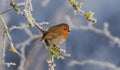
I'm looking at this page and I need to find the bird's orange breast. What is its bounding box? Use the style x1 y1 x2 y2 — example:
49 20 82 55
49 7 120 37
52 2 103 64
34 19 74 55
60 29 68 39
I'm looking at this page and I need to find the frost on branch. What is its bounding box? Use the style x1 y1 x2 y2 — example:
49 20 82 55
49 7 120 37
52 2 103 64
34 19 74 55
65 15 120 47
10 0 35 27
0 15 23 67
44 40 70 70
68 0 97 23
68 60 120 70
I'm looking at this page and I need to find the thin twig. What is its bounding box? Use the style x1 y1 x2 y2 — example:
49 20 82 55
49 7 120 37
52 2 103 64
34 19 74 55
0 15 24 61
0 8 13 15
0 15 17 67
44 40 56 70
66 15 120 47
33 22 46 34
69 60 120 70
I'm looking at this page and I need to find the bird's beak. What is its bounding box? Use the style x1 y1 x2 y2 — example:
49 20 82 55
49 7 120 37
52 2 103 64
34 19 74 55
68 29 70 32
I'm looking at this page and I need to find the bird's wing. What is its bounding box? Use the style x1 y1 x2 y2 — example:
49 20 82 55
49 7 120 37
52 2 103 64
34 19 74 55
42 30 61 40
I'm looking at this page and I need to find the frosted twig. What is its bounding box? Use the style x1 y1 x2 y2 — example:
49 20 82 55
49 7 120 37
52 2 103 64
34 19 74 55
10 0 35 27
0 15 23 67
17 2 25 7
39 21 49 25
47 56 56 70
0 15 7 68
2 24 6 63
15 26 40 70
2 62 16 67
66 15 120 47
44 40 56 70
9 22 48 32
9 24 29 31
0 8 13 15
68 0 96 23
22 24 33 38
78 23 120 46
17 34 40 70
44 39 70 70
0 16 14 49
16 34 40 70
0 36 16 68
0 60 15 68
69 59 120 70
23 0 35 27
0 15 24 60
16 34 40 48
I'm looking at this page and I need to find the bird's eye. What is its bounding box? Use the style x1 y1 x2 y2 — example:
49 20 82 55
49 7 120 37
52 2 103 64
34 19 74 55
64 28 66 30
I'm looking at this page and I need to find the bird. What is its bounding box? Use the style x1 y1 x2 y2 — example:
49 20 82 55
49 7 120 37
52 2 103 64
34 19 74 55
35 23 70 46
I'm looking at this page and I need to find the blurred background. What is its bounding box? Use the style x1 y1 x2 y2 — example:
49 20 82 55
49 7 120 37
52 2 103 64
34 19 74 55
0 0 120 70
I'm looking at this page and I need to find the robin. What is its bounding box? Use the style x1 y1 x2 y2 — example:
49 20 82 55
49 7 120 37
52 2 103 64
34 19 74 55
34 23 70 46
